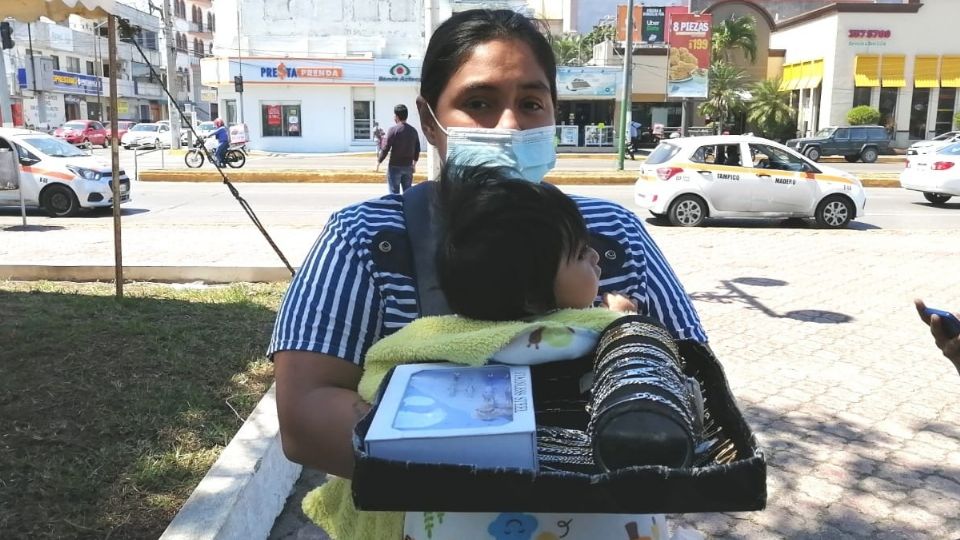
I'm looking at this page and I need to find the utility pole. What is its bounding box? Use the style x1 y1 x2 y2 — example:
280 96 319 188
27 23 47 127
162 0 181 148
0 22 14 128
616 0 635 171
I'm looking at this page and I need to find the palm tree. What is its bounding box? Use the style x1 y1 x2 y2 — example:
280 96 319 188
747 77 797 140
548 33 585 66
712 15 758 65
699 61 748 134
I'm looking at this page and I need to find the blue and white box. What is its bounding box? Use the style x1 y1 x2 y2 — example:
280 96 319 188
365 363 538 471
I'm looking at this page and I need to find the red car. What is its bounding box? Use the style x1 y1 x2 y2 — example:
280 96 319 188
54 120 108 148
105 120 137 144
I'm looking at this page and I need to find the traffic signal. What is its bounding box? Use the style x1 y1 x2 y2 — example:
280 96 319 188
234 75 243 93
0 22 14 50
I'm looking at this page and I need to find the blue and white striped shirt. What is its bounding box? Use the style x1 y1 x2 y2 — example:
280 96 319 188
268 193 708 364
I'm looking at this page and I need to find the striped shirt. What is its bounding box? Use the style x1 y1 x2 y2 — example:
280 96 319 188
268 192 708 365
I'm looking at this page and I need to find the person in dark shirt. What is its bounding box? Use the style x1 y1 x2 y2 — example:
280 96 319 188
377 104 421 194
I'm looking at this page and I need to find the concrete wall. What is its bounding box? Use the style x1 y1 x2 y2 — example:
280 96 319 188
706 1 775 84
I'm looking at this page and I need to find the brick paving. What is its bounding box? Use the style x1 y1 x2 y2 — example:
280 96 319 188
4 220 958 538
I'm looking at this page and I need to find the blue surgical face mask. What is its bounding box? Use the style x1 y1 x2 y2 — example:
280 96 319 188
426 104 557 183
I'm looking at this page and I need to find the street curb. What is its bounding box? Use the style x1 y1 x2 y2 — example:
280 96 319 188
137 169 902 187
159 383 302 540
0 265 293 283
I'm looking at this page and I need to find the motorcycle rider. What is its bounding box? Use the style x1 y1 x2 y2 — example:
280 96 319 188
207 118 229 167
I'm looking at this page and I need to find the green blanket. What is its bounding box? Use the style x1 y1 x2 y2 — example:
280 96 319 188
302 308 622 540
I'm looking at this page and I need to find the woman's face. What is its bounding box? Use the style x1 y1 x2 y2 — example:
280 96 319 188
420 38 555 156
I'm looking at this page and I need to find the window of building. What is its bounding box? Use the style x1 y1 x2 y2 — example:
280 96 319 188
853 87 872 108
935 88 958 136
50 55 60 70
224 100 237 125
102 62 110 78
908 88 931 140
86 60 95 75
352 100 374 140
66 56 81 73
878 88 898 133
261 102 301 137
207 12 216 31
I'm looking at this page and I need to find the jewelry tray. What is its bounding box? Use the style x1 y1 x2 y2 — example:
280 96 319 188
351 333 767 514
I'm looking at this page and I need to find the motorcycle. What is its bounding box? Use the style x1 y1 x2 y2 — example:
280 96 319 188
184 137 246 169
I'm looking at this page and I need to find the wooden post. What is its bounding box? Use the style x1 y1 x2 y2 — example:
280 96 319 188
108 15 124 298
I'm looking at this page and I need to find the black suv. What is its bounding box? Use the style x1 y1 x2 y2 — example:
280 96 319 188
786 125 890 163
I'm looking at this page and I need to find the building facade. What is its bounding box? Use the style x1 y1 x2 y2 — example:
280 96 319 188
6 13 166 128
203 0 429 152
771 0 959 145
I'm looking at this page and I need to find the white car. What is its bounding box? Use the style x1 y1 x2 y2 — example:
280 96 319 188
120 122 173 149
906 131 960 156
0 127 131 217
900 142 960 205
634 135 867 228
180 121 217 146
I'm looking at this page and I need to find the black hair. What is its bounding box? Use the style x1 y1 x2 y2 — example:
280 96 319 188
394 104 409 121
420 9 558 110
436 164 589 321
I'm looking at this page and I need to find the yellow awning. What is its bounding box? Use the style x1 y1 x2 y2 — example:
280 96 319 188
854 55 880 87
913 56 940 88
797 60 824 89
779 63 799 91
881 55 906 87
942 56 960 88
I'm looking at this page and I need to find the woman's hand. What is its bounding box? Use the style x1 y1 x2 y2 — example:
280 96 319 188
603 293 638 313
914 299 960 376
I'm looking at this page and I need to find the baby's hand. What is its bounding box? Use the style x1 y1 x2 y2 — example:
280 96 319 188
603 293 638 313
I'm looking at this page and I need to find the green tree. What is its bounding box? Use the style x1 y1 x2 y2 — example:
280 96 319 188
847 105 881 125
954 111 960 129
699 61 748 134
547 32 585 66
712 15 758 64
747 77 797 140
582 23 615 51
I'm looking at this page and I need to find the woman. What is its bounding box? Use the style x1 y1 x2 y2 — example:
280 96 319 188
270 9 707 538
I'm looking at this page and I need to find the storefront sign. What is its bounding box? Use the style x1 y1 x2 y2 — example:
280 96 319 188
200 87 218 102
847 28 892 47
641 7 666 45
666 13 712 99
260 62 343 80
374 58 422 84
557 67 619 98
117 101 129 114
51 70 102 96
266 105 282 126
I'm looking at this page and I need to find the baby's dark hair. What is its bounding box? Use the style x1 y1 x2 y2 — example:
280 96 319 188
436 164 589 321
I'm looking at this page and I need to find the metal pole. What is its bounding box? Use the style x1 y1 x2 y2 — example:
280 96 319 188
162 0 182 148
27 23 47 127
236 0 244 123
18 179 26 227
95 26 104 121
108 15 124 299
0 46 14 128
616 0 635 171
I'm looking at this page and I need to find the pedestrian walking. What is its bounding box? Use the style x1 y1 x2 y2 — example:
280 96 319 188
376 105 420 194
372 121 385 150
628 119 642 159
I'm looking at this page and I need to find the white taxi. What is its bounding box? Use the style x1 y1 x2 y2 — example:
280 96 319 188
634 135 866 228
0 128 131 217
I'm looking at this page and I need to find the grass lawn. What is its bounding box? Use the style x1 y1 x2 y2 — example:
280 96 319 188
0 281 287 539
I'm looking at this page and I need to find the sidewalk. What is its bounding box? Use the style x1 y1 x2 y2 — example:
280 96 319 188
4 223 959 539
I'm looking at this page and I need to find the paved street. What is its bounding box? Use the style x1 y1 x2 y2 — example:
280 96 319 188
2 183 958 235
83 146 907 176
3 183 959 538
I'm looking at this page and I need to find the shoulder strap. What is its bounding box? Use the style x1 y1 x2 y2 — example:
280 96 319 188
402 181 453 316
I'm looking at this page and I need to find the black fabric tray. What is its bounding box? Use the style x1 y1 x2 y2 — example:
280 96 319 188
351 339 766 514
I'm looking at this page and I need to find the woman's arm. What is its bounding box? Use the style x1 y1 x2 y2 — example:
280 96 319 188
274 351 369 478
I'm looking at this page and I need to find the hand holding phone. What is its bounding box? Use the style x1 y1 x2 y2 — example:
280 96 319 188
923 307 960 339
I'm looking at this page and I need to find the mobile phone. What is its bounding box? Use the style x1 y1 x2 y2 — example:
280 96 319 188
924 307 960 338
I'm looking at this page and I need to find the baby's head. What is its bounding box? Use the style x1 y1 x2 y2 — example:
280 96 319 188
437 164 601 321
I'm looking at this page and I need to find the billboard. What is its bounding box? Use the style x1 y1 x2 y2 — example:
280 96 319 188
640 7 666 45
666 13 712 98
615 5 642 42
557 67 619 98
